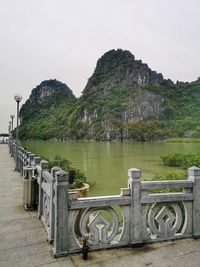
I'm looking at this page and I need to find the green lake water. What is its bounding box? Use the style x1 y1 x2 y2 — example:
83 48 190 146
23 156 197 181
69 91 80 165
21 140 200 196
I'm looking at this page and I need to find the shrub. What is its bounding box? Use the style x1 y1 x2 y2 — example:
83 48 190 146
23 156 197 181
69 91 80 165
48 155 88 188
161 152 200 169
49 155 70 170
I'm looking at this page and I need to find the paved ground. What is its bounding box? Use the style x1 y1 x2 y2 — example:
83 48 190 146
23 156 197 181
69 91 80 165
1 144 200 267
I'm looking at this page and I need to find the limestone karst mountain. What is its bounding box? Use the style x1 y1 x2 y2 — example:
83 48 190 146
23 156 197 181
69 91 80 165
19 49 200 141
20 79 75 121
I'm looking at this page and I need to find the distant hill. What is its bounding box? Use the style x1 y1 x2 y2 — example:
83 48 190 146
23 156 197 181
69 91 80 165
19 79 76 139
19 49 200 141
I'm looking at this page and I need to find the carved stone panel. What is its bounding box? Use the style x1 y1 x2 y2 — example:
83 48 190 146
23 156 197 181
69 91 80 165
79 207 122 246
145 202 188 240
43 192 50 227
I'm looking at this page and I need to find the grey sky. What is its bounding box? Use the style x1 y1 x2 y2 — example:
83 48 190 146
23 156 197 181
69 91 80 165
0 0 200 133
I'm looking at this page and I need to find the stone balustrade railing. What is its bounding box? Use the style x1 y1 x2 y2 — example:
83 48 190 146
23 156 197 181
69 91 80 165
9 139 200 257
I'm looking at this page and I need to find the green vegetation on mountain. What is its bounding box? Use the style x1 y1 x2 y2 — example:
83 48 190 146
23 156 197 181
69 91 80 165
19 80 76 140
18 49 200 141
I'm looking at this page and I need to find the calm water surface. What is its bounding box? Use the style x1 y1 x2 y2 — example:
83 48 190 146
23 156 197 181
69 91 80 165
22 141 200 196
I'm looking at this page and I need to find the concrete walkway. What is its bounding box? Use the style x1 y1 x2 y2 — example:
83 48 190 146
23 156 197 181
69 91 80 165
1 144 200 267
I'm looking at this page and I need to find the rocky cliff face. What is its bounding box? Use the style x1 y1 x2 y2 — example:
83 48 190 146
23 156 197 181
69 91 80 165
29 79 74 103
124 90 164 121
83 49 164 95
80 49 167 125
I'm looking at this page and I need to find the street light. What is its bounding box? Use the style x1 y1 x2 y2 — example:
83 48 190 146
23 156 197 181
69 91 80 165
10 114 15 138
8 121 11 143
14 94 22 171
9 120 11 134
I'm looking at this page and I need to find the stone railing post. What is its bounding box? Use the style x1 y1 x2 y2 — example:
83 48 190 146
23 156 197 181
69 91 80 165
34 157 41 166
19 147 22 174
188 166 200 238
13 141 16 160
25 151 31 166
17 146 20 171
38 160 49 218
48 166 62 243
34 157 41 207
29 153 35 167
53 170 69 257
51 166 62 178
14 141 18 169
128 168 143 246
9 139 11 154
19 147 25 175
10 138 14 157
10 139 14 157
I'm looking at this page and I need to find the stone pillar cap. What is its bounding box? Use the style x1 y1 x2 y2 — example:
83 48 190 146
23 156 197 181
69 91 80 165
56 170 69 182
40 160 49 170
188 166 200 177
128 168 141 179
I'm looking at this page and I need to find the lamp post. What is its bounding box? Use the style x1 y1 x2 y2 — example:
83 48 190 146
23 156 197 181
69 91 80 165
8 121 11 140
14 94 22 171
10 114 15 138
7 121 11 142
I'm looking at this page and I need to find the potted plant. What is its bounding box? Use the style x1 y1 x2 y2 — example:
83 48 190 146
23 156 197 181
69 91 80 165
49 155 90 197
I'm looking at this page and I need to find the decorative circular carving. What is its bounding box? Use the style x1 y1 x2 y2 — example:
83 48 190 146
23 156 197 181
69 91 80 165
147 202 186 238
79 207 119 245
43 193 50 227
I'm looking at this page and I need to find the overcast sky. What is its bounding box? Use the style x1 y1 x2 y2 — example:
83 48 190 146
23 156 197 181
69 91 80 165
0 0 200 133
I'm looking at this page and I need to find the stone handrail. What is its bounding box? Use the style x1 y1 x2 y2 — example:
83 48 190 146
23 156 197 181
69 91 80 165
9 139 200 258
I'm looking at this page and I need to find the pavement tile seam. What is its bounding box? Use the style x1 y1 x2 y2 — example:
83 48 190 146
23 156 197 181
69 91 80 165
0 216 33 223
33 261 58 267
0 226 44 235
0 218 29 223
0 216 40 224
0 240 48 253
26 240 50 248
0 243 30 253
